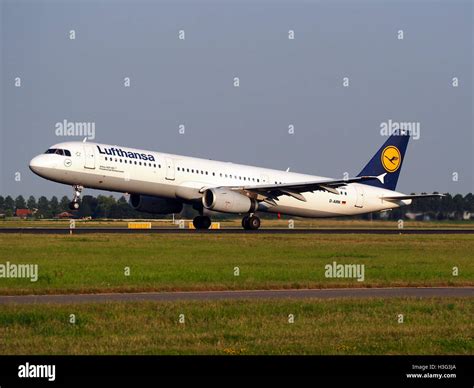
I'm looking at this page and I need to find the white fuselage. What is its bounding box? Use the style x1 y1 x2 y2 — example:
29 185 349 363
29 141 410 217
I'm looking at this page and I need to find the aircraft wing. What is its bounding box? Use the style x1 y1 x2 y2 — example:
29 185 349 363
202 173 386 205
381 193 445 202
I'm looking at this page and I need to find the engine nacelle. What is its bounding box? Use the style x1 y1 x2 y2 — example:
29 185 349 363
129 194 183 214
202 188 258 214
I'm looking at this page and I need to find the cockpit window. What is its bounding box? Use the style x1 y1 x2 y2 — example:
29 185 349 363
45 148 71 156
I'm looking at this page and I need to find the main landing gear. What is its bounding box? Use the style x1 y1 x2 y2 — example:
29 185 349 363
242 214 261 230
193 215 212 230
69 185 83 210
192 214 261 230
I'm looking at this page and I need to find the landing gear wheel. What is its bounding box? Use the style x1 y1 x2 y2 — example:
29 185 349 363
193 215 211 230
242 215 260 230
248 215 261 230
69 202 80 210
69 185 83 211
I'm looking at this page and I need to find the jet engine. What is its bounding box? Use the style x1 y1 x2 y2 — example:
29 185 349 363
202 188 258 214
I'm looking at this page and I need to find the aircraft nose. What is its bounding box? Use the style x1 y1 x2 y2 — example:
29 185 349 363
29 156 42 174
29 155 52 175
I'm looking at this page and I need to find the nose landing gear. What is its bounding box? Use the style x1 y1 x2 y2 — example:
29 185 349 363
242 214 261 230
69 185 83 210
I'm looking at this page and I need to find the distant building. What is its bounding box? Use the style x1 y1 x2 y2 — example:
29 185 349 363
405 212 423 221
56 212 75 219
15 209 32 218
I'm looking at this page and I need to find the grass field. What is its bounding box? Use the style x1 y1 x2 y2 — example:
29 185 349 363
0 298 471 355
0 232 472 355
0 233 472 295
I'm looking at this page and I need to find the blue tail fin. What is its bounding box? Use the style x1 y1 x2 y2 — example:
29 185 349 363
357 133 410 191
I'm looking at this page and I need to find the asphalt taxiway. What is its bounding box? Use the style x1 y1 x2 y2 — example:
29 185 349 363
0 287 472 304
0 228 473 234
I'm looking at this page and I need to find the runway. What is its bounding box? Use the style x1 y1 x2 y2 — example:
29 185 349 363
0 228 473 234
0 287 472 304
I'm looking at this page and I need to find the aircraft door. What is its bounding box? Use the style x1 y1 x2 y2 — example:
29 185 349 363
83 144 96 169
354 185 365 208
165 158 175 180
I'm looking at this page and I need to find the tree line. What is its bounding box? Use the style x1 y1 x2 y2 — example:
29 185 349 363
0 195 159 219
0 193 473 220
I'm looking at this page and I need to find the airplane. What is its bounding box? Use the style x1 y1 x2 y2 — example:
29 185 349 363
29 132 442 230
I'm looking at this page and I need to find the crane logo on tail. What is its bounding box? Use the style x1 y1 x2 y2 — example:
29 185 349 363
381 146 401 172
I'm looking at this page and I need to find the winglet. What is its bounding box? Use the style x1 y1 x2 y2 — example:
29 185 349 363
377 173 387 184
